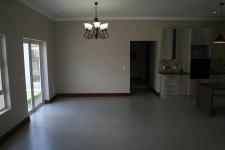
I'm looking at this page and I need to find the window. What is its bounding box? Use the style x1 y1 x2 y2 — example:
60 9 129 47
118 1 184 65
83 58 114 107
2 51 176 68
0 34 10 114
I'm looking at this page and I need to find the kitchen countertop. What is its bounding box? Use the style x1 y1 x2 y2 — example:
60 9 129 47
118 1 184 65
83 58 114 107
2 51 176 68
210 73 225 75
159 72 225 75
159 72 189 75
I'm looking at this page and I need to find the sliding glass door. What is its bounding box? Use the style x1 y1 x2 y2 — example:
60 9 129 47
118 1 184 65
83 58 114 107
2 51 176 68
23 40 43 112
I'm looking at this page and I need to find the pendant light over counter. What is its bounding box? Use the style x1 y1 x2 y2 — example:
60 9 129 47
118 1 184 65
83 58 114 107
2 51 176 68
213 2 225 44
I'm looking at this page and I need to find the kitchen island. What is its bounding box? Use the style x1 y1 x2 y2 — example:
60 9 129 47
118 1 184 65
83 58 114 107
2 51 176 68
196 83 225 115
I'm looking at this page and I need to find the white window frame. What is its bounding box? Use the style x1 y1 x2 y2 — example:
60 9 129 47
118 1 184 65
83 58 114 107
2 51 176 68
0 33 11 114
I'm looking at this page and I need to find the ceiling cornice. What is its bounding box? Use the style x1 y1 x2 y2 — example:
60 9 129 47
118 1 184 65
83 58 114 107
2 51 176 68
18 0 54 20
55 17 219 22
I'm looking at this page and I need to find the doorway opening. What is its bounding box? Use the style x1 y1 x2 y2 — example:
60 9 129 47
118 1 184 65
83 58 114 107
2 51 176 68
130 41 155 94
23 39 44 112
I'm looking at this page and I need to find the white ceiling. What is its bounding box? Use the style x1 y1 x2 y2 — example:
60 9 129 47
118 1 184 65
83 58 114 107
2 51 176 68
17 0 223 21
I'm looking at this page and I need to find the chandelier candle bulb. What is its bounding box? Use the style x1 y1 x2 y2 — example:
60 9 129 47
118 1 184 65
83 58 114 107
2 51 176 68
84 23 93 30
93 22 101 28
100 23 109 30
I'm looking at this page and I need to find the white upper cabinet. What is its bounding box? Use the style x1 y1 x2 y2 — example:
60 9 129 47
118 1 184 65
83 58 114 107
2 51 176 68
176 28 192 61
162 28 213 59
161 28 192 60
191 28 213 45
161 29 173 60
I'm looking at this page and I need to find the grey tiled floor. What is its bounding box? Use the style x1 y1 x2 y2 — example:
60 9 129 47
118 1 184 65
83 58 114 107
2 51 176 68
1 90 225 150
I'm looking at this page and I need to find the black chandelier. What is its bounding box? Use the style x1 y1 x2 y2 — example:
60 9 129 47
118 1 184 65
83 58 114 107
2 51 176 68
84 2 109 39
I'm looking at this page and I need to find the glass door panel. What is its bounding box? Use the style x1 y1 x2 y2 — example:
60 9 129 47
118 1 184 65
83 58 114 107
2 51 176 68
31 44 42 107
23 41 43 112
23 43 33 111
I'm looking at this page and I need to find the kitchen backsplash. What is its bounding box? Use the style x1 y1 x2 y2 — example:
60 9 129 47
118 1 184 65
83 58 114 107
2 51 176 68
159 59 188 73
159 59 225 74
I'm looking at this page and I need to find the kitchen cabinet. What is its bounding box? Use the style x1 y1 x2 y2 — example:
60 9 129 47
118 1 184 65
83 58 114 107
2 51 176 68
161 27 214 60
210 75 225 94
161 28 191 72
161 29 173 60
210 74 225 83
161 28 191 60
191 28 213 45
176 28 191 61
189 79 209 95
160 74 189 98
160 27 219 97
189 75 225 95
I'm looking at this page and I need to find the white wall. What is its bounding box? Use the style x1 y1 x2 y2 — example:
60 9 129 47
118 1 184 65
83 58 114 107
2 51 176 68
55 20 219 94
0 0 56 137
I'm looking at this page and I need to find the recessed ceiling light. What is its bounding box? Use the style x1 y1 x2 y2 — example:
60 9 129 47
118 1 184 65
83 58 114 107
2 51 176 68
212 10 217 14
